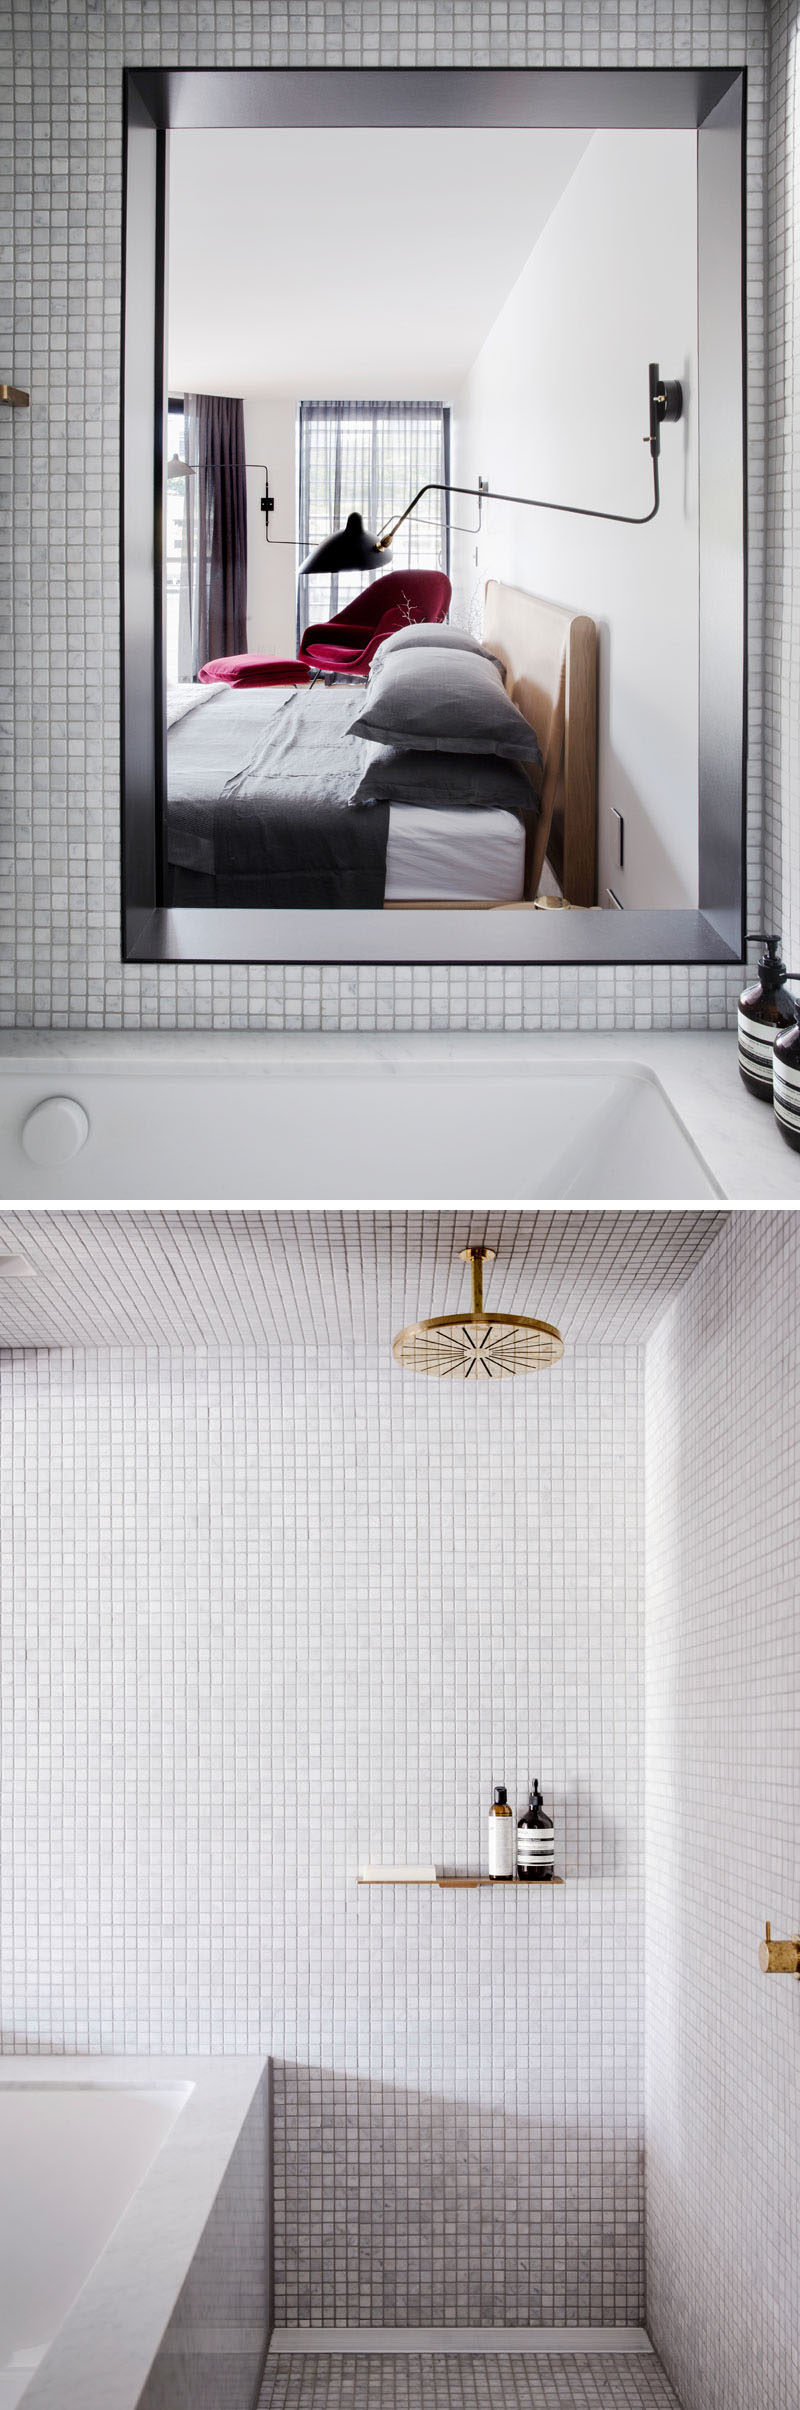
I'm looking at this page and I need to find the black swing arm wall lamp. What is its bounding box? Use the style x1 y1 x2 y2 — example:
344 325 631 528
166 448 277 540
300 363 682 575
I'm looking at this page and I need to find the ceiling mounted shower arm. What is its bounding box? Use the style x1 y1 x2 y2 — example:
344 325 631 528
463 1243 493 1316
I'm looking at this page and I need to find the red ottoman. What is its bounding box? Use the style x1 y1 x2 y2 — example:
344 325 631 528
199 654 311 688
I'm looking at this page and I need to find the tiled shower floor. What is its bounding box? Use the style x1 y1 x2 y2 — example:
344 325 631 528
259 2354 682 2410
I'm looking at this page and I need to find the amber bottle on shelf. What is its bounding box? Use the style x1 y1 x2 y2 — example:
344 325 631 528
488 1785 514 1881
517 1781 554 1881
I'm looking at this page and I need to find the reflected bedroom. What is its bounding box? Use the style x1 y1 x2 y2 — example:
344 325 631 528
162 120 700 921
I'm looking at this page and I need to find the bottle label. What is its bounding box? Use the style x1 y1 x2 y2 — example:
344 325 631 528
517 1832 555 1866
738 1007 778 1091
773 1054 800 1136
488 1817 514 1878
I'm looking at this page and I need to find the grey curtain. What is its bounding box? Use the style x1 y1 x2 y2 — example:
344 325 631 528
297 400 448 645
178 394 248 678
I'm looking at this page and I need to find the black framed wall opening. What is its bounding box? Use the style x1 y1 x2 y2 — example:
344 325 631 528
121 67 747 968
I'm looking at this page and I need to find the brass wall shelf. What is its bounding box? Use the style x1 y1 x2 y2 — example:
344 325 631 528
357 1875 564 1889
438 1876 564 1889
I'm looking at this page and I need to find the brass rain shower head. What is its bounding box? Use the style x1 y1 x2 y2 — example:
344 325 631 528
392 1245 564 1381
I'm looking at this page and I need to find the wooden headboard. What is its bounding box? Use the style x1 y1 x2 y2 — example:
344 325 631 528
482 579 597 906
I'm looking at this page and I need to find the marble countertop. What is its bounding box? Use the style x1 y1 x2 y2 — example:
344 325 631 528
0 1027 797 1202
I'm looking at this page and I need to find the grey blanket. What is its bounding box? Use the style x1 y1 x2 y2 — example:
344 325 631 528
166 684 390 908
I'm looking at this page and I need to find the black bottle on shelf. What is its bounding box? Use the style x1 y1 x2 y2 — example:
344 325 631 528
738 935 796 1100
517 1781 554 1881
772 990 800 1151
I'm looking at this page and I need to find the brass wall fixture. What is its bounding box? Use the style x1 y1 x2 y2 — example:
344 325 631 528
758 1922 800 1976
392 1244 564 1380
1 384 30 408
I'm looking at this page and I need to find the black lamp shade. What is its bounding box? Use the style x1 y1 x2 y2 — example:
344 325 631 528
300 511 391 576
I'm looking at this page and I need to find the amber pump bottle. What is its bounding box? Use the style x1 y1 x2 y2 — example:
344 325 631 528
738 936 796 1099
517 1781 555 1881
772 989 800 1151
488 1785 514 1881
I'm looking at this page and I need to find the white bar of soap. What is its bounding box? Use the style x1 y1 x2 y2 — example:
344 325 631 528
360 1864 437 1883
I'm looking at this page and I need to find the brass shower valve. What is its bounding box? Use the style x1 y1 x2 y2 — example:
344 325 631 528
759 1922 800 1976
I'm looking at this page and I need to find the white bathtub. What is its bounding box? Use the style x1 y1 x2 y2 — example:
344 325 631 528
0 2083 190 2410
1 1028 798 1202
0 2059 270 2410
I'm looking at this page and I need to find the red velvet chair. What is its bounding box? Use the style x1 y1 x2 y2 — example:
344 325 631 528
298 568 451 677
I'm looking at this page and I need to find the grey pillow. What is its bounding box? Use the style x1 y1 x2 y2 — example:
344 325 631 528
349 743 535 812
349 647 542 764
371 622 507 682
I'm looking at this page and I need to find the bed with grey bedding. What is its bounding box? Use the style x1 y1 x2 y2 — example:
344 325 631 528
165 663 540 908
166 684 391 909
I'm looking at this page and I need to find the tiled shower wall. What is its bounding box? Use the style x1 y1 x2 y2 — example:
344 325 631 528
0 0 773 1035
644 1210 800 2410
766 0 800 954
0 1340 644 2325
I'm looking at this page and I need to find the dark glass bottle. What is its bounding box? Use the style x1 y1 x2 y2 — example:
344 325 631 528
517 1781 554 1881
772 992 800 1151
738 935 795 1100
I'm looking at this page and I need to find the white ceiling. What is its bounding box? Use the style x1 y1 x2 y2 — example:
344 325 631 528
166 127 591 397
0 1211 724 1355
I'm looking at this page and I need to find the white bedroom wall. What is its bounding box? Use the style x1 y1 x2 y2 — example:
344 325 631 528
449 131 699 912
243 398 298 659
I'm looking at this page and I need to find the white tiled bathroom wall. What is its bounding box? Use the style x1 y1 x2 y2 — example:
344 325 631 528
0 0 773 1033
644 1208 800 2410
1 1208 796 2376
0 1338 644 2326
765 0 800 960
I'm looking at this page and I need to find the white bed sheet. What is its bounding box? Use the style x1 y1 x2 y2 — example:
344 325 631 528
168 683 531 901
385 805 526 902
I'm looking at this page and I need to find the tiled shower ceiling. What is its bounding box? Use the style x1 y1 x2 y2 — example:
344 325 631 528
0 1209 725 1353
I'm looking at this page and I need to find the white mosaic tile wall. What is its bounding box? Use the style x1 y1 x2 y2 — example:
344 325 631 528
644 1210 800 2410
0 0 769 1034
0 1337 644 2325
765 0 800 956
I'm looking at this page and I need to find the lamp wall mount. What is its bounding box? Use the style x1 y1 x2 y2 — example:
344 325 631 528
648 363 683 452
1 384 30 408
260 472 275 538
